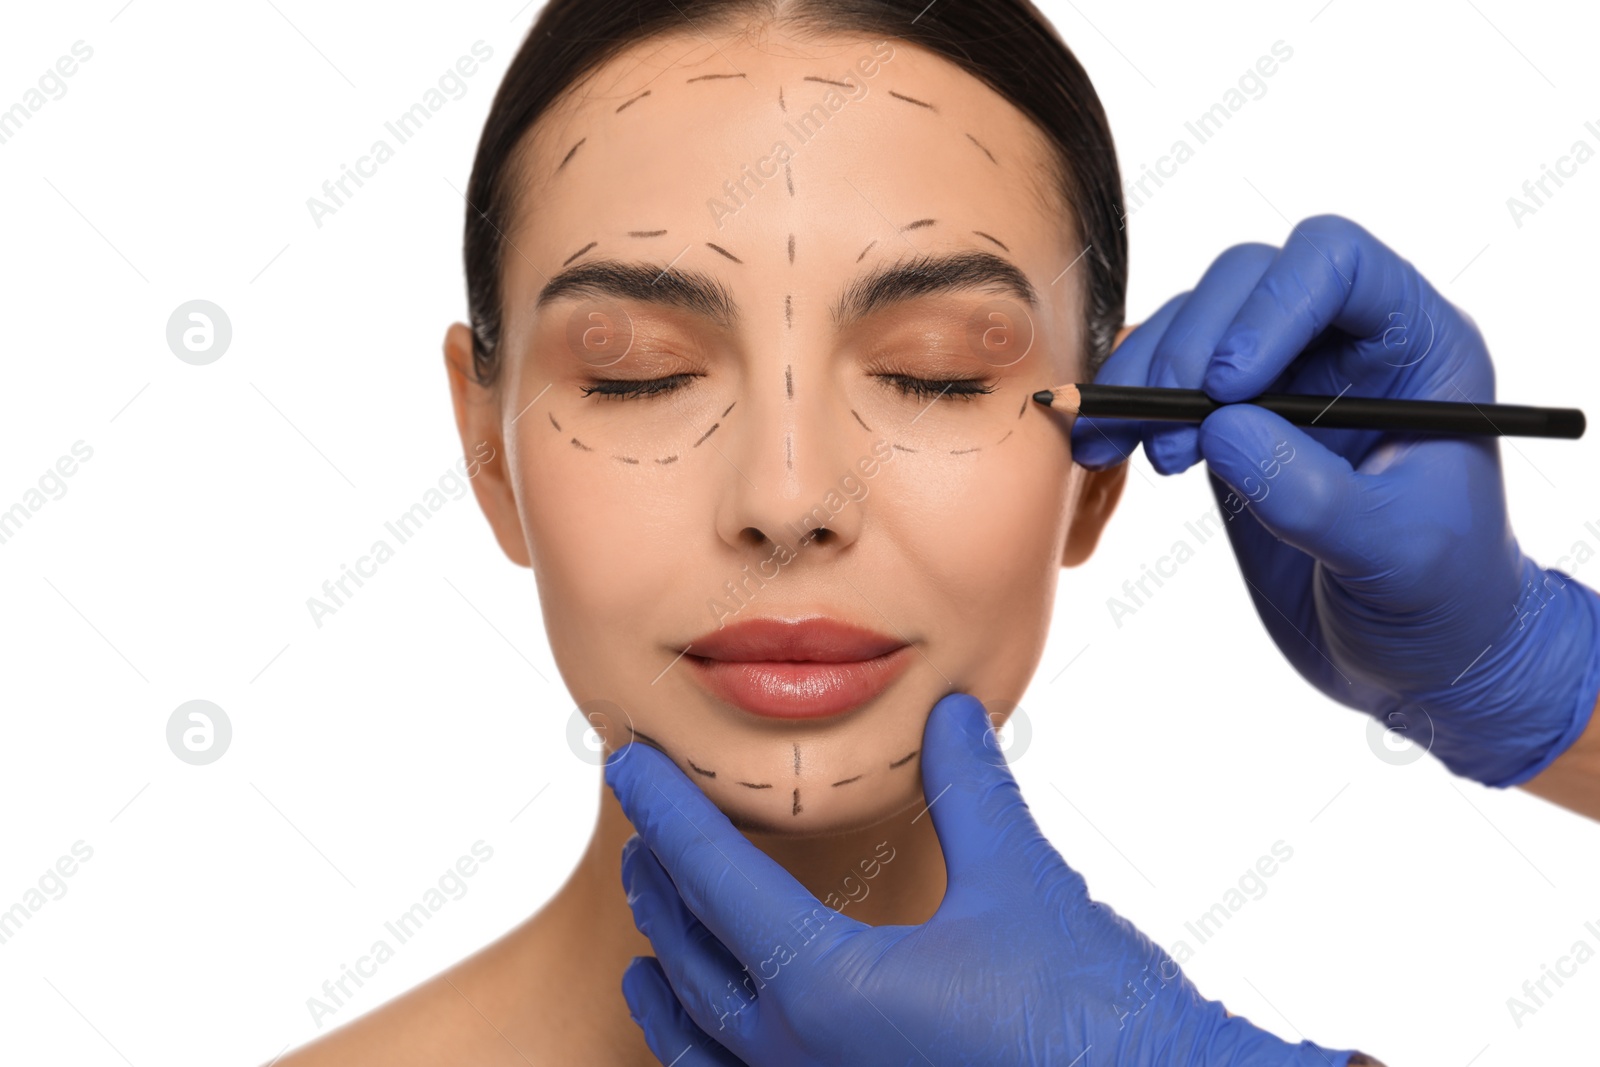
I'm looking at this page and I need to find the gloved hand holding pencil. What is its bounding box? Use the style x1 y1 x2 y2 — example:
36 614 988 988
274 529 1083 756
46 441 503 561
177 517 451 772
1070 214 1600 787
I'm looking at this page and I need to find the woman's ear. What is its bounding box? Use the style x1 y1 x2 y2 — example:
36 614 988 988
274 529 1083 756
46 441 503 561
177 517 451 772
1060 323 1136 568
443 323 532 567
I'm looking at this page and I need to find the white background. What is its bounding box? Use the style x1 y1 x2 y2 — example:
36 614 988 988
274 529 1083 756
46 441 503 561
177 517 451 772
2 1 1598 1063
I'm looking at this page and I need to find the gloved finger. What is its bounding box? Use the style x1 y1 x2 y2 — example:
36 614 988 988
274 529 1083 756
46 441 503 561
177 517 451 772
1197 403 1387 577
621 956 746 1067
606 742 860 981
621 833 756 1040
1142 242 1279 474
1201 214 1474 403
1070 291 1188 470
920 693 1084 914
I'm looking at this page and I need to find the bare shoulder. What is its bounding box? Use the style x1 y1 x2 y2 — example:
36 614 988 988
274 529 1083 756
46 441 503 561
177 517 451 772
272 913 591 1067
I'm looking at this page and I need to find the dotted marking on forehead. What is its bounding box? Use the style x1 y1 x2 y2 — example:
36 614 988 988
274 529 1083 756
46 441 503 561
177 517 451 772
949 446 981 455
693 422 721 447
656 454 679 465
787 234 795 264
706 242 743 264
784 294 793 328
615 90 652 113
803 75 852 88
629 229 668 237
686 72 746 83
966 132 997 164
785 433 793 470
888 90 935 111
571 437 594 452
901 218 936 232
784 161 794 197
831 775 862 787
891 443 917 453
738 780 773 789
557 137 586 171
562 241 597 267
785 365 794 398
974 231 1009 252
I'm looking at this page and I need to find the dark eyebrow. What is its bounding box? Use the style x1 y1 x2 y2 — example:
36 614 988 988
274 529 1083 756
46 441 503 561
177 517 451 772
533 248 1035 332
535 260 737 329
832 250 1037 328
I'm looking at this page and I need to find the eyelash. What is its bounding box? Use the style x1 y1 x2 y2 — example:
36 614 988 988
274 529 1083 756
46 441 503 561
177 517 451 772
875 374 995 402
579 373 996 402
580 373 699 400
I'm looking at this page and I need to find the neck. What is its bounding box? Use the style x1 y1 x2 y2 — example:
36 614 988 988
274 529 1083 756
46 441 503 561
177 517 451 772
549 773 948 1057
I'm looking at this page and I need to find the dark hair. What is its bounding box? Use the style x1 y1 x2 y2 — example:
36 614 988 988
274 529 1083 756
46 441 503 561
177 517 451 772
463 0 1125 386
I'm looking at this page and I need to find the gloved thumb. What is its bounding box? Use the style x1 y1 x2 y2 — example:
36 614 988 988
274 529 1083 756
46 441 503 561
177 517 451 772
918 693 1060 909
1197 403 1386 576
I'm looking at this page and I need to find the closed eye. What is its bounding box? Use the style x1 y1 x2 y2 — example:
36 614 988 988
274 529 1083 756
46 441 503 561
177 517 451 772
874 374 995 401
579 373 700 400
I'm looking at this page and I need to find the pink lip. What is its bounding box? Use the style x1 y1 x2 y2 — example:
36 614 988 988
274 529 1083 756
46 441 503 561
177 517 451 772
682 617 913 719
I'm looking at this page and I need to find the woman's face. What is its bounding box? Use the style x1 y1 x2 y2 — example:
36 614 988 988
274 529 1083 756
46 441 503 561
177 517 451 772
446 28 1124 835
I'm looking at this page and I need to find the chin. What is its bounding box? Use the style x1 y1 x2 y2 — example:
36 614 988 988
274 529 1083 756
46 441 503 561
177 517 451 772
719 780 926 837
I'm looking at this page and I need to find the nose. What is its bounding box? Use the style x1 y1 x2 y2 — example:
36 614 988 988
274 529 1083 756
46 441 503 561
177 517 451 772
712 360 869 558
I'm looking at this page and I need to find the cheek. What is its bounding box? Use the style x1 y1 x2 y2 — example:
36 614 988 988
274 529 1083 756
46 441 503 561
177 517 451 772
890 440 1069 577
511 429 695 640
875 431 1072 664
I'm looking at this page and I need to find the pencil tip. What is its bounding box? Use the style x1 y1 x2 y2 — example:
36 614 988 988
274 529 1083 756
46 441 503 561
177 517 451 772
1031 389 1055 407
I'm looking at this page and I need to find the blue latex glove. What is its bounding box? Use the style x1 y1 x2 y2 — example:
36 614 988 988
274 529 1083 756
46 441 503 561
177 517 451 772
1072 216 1600 786
608 693 1359 1066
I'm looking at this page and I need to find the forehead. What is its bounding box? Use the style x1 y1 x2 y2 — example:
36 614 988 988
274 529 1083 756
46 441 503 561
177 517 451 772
513 30 1071 273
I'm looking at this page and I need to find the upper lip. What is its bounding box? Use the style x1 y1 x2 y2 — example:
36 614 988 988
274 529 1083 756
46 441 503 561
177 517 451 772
685 616 908 663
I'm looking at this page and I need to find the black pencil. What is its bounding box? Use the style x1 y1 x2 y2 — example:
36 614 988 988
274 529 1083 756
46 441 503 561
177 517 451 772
1030 383 1586 440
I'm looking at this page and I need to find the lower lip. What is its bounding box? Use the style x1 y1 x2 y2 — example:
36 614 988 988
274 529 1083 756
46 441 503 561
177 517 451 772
687 646 914 719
